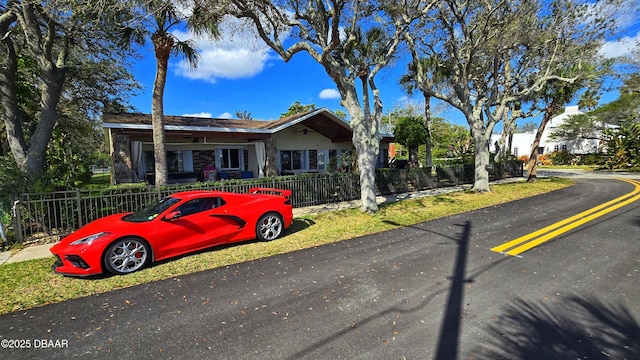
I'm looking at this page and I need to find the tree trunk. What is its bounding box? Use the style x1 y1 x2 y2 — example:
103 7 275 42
2 8 66 185
471 128 491 192
507 132 513 157
424 94 433 168
152 35 172 187
0 12 27 170
495 118 515 164
527 104 557 182
264 137 278 177
494 132 508 163
354 131 379 213
343 81 379 213
27 66 66 183
409 147 419 167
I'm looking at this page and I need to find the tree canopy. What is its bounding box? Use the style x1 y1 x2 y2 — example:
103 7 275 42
2 0 637 209
222 0 421 213
1 0 140 187
402 0 619 191
281 101 315 118
394 116 428 166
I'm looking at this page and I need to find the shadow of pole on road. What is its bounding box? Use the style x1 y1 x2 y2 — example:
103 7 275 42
434 220 472 360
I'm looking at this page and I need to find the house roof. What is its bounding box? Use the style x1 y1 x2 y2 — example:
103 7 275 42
103 108 359 143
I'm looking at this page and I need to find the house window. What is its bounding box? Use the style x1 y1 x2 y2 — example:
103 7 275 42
219 148 242 170
554 145 559 152
143 150 191 173
561 144 568 152
143 151 154 173
308 150 327 170
513 147 519 157
317 150 328 170
167 151 184 172
280 150 305 171
537 147 544 155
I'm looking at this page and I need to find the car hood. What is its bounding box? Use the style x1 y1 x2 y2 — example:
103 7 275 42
56 213 131 246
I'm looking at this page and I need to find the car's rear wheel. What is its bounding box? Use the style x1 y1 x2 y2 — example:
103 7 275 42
256 212 283 241
103 237 150 275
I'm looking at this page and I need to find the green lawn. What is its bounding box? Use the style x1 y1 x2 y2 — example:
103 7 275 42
0 178 573 315
537 165 598 171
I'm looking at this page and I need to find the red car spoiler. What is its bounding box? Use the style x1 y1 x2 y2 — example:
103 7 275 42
249 187 292 198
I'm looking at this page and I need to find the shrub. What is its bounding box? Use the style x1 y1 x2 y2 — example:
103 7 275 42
578 153 604 166
0 157 28 210
537 154 553 166
550 151 573 165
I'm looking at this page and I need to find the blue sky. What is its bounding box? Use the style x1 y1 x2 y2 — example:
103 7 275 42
127 2 640 127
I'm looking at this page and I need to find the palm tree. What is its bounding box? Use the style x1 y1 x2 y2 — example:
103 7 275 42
526 67 585 182
620 73 640 95
399 57 450 168
143 1 220 185
578 89 600 111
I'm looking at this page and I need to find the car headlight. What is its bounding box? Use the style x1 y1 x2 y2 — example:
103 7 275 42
70 232 110 246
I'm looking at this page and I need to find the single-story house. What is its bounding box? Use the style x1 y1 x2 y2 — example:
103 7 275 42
104 108 394 184
491 105 608 158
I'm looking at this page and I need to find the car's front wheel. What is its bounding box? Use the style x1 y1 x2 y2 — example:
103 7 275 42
256 212 284 241
103 237 150 275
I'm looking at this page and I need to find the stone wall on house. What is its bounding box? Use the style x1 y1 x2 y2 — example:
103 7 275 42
111 132 132 184
192 150 216 174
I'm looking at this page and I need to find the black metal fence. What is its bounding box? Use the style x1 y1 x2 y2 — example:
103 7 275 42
10 162 523 243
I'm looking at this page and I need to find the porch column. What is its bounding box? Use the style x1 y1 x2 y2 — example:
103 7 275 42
131 141 142 182
255 141 266 178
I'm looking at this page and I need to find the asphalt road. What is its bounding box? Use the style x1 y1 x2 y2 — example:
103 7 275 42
1 175 639 360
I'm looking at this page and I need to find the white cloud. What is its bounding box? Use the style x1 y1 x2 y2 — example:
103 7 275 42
582 0 640 59
610 0 640 30
600 32 640 59
182 112 212 118
217 112 233 119
171 19 274 83
319 88 340 99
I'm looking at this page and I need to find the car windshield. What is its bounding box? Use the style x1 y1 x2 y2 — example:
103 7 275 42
123 197 181 223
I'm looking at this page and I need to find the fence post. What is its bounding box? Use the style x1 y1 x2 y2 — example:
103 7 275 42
76 188 82 229
76 188 83 229
0 208 7 247
11 197 23 243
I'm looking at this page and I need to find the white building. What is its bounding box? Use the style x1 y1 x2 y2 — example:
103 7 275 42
491 105 604 158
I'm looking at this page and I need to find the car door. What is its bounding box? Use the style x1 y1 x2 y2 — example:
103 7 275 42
152 197 238 259
203 196 253 244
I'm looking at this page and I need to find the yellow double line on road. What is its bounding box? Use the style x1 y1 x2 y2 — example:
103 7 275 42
491 178 640 257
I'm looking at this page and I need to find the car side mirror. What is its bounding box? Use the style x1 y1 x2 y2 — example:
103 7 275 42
163 210 182 221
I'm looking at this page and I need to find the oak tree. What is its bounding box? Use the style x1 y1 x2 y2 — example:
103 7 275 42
402 0 619 191
221 0 433 212
1 0 139 185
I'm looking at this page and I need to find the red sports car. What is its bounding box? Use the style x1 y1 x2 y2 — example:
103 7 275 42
51 188 293 276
